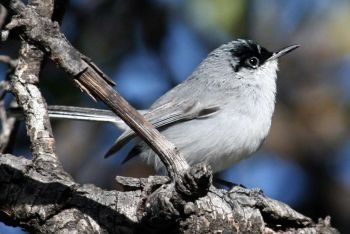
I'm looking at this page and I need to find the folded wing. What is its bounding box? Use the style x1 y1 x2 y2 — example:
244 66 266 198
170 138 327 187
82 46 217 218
104 101 220 158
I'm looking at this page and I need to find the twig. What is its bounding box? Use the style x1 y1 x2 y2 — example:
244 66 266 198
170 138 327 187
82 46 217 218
0 100 17 153
0 55 18 153
0 4 7 29
0 55 18 67
0 80 10 100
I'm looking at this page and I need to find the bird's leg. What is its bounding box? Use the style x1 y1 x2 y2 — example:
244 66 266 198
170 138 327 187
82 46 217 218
213 177 246 190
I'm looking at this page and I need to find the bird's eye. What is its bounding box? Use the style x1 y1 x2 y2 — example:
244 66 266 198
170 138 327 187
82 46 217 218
246 57 259 68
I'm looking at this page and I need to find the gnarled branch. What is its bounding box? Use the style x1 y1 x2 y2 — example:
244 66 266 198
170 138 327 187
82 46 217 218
0 153 338 233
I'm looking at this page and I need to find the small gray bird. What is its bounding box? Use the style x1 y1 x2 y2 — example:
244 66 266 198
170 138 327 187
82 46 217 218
14 39 298 174
104 39 299 174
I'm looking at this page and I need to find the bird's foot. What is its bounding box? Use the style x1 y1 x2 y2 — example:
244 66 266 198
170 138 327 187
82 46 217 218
213 177 246 190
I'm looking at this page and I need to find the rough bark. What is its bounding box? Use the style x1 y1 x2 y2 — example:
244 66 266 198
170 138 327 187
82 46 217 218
9 0 57 170
0 153 338 233
0 0 340 233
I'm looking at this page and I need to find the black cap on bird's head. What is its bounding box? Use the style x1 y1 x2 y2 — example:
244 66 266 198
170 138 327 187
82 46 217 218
229 39 299 72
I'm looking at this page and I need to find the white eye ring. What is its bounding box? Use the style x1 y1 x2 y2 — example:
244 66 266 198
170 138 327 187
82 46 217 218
246 57 260 68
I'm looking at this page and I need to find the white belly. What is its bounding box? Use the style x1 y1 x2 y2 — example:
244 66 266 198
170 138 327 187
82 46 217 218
140 83 276 174
142 110 272 173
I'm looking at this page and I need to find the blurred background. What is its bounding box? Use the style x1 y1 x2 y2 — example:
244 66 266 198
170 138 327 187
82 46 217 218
1 0 350 233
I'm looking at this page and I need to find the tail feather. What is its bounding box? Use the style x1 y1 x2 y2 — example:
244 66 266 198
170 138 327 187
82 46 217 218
48 105 129 130
8 105 141 131
9 105 150 157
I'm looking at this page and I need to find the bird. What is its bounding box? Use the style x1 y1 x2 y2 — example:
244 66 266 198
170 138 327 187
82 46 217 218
104 39 299 174
9 39 299 175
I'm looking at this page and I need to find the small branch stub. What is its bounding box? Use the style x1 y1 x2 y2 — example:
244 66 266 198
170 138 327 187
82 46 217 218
138 163 212 229
175 163 212 199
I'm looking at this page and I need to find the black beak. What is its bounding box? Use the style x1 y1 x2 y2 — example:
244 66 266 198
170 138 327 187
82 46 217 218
267 44 300 61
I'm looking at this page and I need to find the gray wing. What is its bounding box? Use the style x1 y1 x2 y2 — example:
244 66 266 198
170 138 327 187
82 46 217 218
104 101 220 158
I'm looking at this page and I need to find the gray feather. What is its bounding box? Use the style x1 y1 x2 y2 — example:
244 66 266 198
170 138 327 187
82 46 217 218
104 101 220 158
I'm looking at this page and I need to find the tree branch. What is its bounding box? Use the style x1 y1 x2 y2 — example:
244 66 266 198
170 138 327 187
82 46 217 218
0 100 18 153
0 55 17 68
2 0 189 180
0 153 338 233
9 0 57 168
